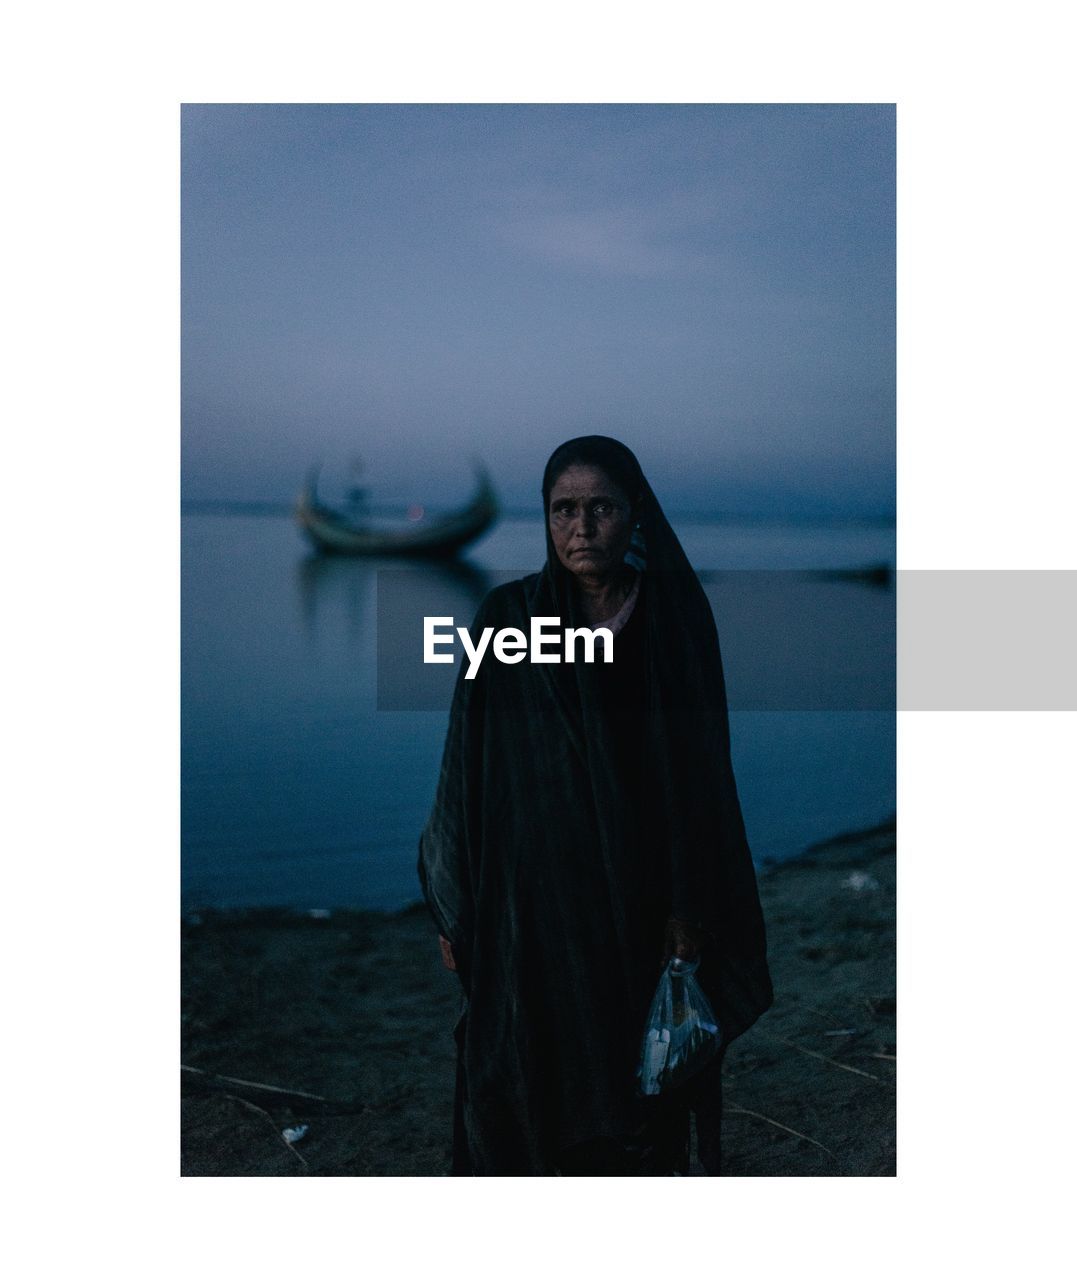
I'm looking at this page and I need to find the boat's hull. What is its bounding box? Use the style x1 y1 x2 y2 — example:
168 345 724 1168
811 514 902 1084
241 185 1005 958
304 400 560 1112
295 470 498 558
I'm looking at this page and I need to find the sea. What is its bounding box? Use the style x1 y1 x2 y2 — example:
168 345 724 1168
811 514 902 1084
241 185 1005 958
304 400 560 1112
181 509 895 911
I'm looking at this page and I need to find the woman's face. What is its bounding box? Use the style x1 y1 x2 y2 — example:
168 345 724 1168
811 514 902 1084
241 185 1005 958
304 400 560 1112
547 464 635 581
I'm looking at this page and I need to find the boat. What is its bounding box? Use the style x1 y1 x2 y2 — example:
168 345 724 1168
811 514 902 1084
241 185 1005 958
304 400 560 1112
295 464 498 557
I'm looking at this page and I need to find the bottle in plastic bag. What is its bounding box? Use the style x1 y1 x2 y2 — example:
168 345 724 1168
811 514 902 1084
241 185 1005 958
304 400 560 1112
637 957 722 1096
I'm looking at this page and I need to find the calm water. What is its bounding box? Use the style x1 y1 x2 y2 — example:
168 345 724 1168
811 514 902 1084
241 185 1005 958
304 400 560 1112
182 511 895 910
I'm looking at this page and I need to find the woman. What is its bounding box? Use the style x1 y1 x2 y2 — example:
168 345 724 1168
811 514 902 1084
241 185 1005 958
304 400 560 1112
419 436 772 1176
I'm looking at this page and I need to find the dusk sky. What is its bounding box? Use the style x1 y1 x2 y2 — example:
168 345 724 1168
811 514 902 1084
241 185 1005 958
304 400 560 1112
182 104 894 517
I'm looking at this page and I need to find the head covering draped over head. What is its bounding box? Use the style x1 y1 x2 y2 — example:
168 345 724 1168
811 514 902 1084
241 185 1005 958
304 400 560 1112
419 436 772 1176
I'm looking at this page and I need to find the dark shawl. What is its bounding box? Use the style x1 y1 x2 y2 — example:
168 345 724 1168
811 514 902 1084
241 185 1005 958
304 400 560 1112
418 439 772 1175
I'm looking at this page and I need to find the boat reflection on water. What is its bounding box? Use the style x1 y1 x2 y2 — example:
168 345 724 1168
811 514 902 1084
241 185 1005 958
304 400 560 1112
295 550 494 654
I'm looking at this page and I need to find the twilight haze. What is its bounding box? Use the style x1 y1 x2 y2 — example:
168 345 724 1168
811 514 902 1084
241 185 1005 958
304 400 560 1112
182 104 894 518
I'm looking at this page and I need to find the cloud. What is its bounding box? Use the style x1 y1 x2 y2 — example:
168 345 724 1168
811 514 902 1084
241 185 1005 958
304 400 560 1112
494 190 725 280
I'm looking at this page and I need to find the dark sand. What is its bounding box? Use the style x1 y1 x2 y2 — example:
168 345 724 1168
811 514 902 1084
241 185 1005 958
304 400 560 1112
181 821 895 1176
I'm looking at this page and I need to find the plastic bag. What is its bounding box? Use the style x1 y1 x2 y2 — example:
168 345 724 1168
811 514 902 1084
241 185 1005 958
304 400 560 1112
637 957 722 1096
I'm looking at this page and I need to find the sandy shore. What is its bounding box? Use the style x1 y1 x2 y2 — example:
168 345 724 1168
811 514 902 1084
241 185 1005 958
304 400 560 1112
181 820 895 1176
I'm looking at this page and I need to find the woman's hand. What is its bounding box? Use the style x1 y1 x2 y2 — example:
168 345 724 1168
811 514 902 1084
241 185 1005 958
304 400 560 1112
438 934 457 972
664 917 704 964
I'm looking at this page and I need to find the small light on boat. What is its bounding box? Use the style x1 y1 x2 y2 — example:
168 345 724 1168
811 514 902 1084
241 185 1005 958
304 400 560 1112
407 504 425 522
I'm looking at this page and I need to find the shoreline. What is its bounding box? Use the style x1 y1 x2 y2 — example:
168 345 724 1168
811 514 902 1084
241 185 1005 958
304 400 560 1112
181 819 895 1176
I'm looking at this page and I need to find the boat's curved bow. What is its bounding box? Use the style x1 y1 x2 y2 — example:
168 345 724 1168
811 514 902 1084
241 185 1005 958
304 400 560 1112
295 465 498 557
